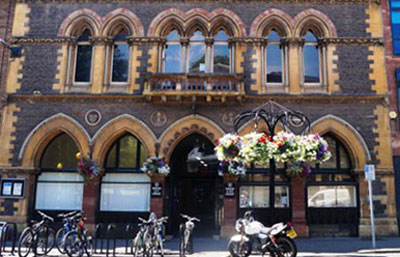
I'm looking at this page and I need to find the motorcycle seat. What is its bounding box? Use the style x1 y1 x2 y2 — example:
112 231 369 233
260 226 273 234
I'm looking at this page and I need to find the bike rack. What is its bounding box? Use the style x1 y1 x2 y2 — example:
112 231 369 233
94 223 104 254
105 224 116 257
0 222 17 256
124 224 135 254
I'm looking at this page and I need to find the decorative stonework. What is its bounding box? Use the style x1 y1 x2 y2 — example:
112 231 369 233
11 36 76 44
16 0 380 3
85 109 102 126
127 37 165 45
150 111 167 127
222 112 235 126
321 37 383 45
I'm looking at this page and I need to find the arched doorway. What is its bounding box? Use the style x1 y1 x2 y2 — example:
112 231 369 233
165 133 222 236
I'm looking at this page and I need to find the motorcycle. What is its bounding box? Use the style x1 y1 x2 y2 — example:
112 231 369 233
228 211 297 257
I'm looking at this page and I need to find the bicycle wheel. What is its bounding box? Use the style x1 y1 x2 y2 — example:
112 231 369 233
18 228 34 257
36 226 55 255
133 234 144 257
64 231 84 257
156 234 164 257
56 227 68 254
143 231 153 257
83 230 93 257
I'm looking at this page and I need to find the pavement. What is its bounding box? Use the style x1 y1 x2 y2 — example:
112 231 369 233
3 237 400 257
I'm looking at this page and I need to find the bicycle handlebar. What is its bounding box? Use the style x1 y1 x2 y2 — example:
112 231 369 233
57 210 79 218
37 211 54 222
181 214 200 222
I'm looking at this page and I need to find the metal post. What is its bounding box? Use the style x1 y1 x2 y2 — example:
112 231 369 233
368 180 376 248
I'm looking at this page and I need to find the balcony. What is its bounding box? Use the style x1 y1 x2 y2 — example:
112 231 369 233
143 73 245 102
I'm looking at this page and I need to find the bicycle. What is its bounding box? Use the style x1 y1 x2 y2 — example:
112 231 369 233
55 211 81 254
179 214 200 257
63 214 93 257
132 217 154 257
145 216 168 257
18 211 56 257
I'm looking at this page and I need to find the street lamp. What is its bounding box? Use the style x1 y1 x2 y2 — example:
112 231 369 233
0 39 22 58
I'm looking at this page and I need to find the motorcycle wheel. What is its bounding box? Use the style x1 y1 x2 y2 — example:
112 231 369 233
275 237 297 257
228 239 252 257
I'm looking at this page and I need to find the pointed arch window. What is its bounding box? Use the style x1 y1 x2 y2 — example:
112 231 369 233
163 29 182 73
111 28 130 83
100 134 150 212
35 133 83 211
74 29 93 83
266 29 284 84
188 29 206 73
213 29 230 73
302 30 325 85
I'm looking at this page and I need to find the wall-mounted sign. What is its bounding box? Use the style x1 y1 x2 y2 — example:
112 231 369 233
1 179 25 199
151 182 163 197
225 183 235 198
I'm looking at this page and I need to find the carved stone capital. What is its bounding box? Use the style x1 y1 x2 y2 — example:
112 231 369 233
89 36 113 45
127 36 165 45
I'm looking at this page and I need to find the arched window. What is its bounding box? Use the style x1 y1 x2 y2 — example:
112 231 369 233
163 29 182 73
100 134 150 213
111 27 130 83
318 135 351 170
213 29 230 73
74 29 93 83
188 29 206 73
302 30 321 84
35 133 83 211
266 29 283 84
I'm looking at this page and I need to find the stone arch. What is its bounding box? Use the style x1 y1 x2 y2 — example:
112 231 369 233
147 8 246 37
293 9 337 37
101 8 144 37
250 8 293 37
92 114 157 166
159 115 225 162
58 8 102 36
311 114 371 170
19 113 91 167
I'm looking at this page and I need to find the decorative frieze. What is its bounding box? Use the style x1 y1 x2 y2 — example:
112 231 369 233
320 37 384 46
11 36 76 44
127 36 165 45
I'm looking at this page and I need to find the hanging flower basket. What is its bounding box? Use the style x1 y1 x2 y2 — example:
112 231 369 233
141 157 170 177
218 160 247 177
77 155 100 181
214 131 332 177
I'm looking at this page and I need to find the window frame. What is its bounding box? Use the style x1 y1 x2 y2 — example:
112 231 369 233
162 29 183 73
110 40 131 85
72 30 94 87
211 29 232 74
263 29 286 88
302 34 322 86
187 29 207 73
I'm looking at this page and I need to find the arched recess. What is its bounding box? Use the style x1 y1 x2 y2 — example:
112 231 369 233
92 114 157 166
293 9 337 37
101 8 144 37
147 8 246 37
158 115 225 162
20 113 90 167
250 8 293 37
58 8 102 36
311 115 371 170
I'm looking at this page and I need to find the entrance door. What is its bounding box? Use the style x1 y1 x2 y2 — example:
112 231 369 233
165 133 222 236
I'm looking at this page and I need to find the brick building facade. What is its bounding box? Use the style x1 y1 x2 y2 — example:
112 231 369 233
0 0 397 237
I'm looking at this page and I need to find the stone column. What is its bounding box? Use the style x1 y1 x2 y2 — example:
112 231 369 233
291 178 309 237
221 175 238 237
150 175 165 218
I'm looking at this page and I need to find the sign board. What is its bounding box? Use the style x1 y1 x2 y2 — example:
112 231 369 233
364 164 376 181
1 179 25 199
151 182 162 197
224 183 235 198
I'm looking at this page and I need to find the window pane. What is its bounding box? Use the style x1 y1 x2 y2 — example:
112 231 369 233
304 45 320 83
340 147 350 169
214 29 228 41
239 186 269 208
106 144 117 168
190 30 204 41
35 172 83 210
112 44 129 82
319 137 337 169
275 186 289 208
100 173 150 212
164 44 181 73
266 44 283 83
41 133 79 170
268 30 281 42
118 135 138 168
78 29 91 41
307 185 357 208
75 45 92 82
189 44 206 73
214 45 229 73
305 31 318 42
140 144 147 168
166 30 180 41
